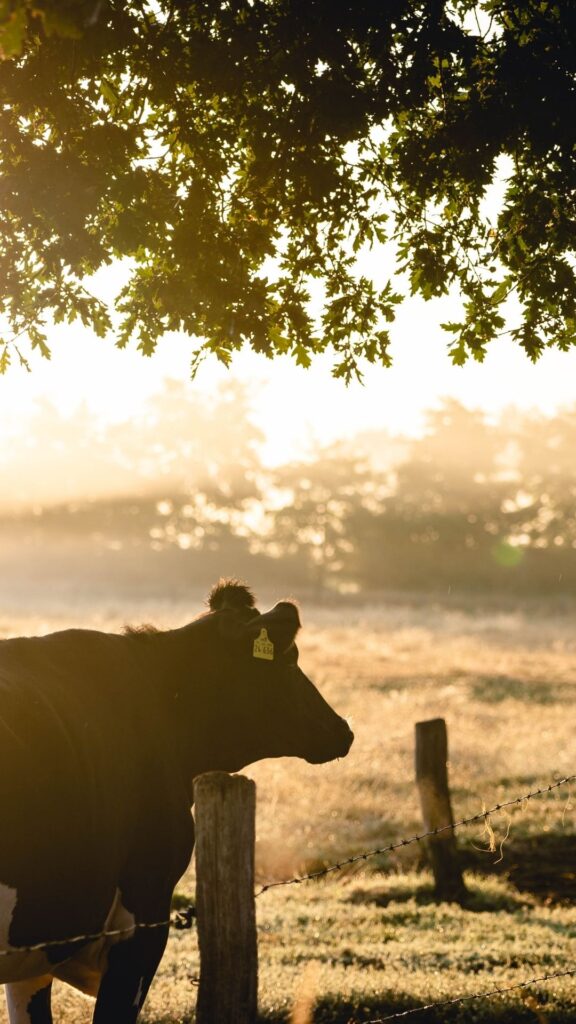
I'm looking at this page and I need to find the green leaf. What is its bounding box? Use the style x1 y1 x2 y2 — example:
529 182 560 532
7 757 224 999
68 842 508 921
449 340 469 366
100 78 119 109
294 343 311 368
491 279 511 304
0 8 27 57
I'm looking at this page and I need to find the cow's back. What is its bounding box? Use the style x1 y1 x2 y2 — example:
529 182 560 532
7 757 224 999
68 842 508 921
0 629 151 828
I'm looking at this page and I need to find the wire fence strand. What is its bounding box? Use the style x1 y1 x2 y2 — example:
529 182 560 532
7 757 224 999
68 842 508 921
0 909 195 959
361 966 576 1022
256 774 575 895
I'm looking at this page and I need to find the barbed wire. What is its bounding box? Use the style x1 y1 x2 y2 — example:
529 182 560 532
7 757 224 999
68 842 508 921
360 966 576 1022
0 907 195 959
256 774 575 895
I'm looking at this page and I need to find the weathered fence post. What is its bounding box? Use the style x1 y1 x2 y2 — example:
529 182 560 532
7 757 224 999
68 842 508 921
194 771 258 1024
415 718 468 902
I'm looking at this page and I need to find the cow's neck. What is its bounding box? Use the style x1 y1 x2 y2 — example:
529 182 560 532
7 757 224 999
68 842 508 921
143 624 259 785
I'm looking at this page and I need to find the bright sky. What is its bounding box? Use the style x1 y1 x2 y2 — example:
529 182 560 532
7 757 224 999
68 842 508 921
1 286 576 467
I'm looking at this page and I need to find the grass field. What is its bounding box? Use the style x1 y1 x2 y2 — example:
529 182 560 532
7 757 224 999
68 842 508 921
0 592 574 1022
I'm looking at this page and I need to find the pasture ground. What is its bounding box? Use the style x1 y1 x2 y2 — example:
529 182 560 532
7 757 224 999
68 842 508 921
0 593 574 1022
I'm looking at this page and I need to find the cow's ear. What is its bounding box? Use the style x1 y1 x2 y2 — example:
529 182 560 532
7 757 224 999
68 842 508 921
245 602 301 656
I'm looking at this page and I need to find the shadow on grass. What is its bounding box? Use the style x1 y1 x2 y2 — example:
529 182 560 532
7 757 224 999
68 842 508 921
281 830 576 909
345 879 531 914
254 993 576 1023
141 999 576 1024
368 671 570 706
462 833 576 904
469 673 563 704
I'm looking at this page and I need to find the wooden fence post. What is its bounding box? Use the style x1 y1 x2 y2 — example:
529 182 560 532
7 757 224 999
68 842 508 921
194 771 258 1024
415 718 468 902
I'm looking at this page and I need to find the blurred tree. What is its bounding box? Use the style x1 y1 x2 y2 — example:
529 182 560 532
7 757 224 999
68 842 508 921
262 447 378 594
0 381 263 549
106 378 263 497
506 409 576 552
353 401 518 589
393 400 504 513
131 380 266 551
0 398 123 506
0 1 574 377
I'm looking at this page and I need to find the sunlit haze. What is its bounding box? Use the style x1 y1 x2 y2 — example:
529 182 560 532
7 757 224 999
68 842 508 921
1 291 576 473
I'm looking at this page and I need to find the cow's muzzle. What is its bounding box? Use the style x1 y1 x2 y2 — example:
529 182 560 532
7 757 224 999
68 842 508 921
307 718 354 764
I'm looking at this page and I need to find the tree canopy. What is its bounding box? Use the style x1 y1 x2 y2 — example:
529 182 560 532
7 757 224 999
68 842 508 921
0 0 574 377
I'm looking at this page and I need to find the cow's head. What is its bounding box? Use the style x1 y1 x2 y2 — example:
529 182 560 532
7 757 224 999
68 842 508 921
184 579 353 774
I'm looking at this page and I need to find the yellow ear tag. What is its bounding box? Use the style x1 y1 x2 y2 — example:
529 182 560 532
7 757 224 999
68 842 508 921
253 628 274 661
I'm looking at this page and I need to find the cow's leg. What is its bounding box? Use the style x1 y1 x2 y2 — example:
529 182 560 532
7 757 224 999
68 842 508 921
92 924 168 1024
5 976 53 1024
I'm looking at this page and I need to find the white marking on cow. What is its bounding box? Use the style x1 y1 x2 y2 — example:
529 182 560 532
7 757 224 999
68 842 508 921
52 888 136 997
0 884 17 952
133 974 144 1008
0 885 137 992
5 974 52 1024
0 883 53 986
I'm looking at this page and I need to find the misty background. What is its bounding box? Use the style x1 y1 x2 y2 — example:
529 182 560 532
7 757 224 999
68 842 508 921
1 381 574 607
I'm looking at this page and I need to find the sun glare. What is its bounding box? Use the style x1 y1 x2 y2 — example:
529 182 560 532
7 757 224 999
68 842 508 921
1 283 576 483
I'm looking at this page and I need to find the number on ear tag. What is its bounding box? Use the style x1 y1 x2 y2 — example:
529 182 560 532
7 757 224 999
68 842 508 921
253 628 274 661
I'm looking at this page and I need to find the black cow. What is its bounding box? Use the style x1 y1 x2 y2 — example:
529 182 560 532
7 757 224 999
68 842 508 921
0 579 353 1023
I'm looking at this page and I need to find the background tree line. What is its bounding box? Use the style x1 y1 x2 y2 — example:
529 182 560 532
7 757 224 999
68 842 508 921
1 383 575 598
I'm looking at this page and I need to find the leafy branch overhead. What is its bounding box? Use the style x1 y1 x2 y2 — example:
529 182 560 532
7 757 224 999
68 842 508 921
0 1 574 377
